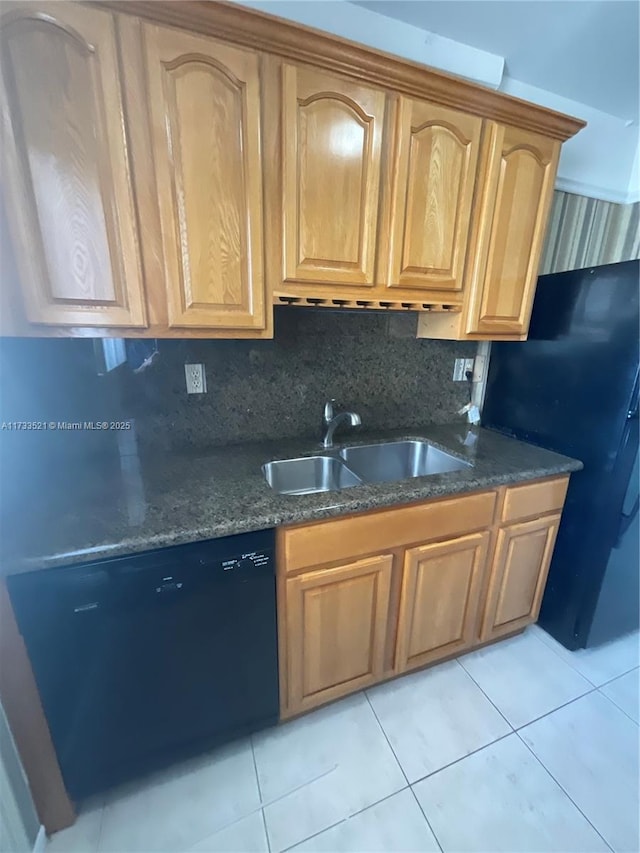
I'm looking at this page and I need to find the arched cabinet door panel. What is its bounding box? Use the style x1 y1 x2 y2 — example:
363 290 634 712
466 123 560 337
0 2 147 327
143 24 266 330
384 99 482 293
282 64 386 288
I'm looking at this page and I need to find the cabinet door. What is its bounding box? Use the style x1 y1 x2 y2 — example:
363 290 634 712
285 555 392 714
384 100 482 293
0 3 146 327
396 532 489 672
143 24 266 330
466 124 560 336
481 515 560 641
282 64 386 288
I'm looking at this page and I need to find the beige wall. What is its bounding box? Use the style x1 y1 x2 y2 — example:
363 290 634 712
540 191 640 275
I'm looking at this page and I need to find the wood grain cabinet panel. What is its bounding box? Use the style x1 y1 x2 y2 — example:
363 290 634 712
285 554 393 714
396 532 490 672
0 2 147 327
282 64 386 288
282 490 496 572
502 476 569 524
466 124 560 336
384 99 482 293
143 24 266 330
481 514 561 641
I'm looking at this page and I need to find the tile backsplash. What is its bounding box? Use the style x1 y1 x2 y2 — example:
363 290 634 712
124 309 477 450
0 309 476 459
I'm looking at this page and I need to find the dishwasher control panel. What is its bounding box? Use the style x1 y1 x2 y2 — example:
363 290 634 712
220 550 272 572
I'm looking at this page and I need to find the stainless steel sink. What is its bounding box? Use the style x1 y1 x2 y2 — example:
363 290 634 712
339 440 470 484
263 456 362 495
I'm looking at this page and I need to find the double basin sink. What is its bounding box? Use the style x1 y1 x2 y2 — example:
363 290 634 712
263 440 471 495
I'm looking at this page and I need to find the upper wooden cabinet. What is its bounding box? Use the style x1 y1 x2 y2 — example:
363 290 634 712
142 24 266 331
0 3 147 327
383 99 483 294
0 1 583 339
277 75 569 334
464 124 560 337
418 123 561 341
281 65 386 289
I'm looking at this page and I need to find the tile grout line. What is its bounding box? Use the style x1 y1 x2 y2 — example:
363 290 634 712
363 690 410 788
510 684 632 733
281 778 456 853
532 627 640 688
529 628 598 687
250 734 272 853
364 690 444 853
514 730 615 853
455 647 602 732
409 788 444 853
279 816 350 853
92 797 107 853
458 631 638 731
596 685 640 726
596 663 640 689
454 657 516 732
180 748 340 851
408 731 514 788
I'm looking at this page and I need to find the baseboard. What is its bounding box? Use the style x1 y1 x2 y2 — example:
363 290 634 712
32 825 46 853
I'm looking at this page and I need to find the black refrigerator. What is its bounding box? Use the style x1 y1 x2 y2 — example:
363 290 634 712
483 260 639 650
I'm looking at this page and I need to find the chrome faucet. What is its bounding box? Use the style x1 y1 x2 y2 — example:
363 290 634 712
321 399 361 448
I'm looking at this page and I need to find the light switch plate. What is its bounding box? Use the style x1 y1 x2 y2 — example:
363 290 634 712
185 363 207 394
473 353 487 383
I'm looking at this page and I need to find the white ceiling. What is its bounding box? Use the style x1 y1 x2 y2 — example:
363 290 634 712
352 1 640 122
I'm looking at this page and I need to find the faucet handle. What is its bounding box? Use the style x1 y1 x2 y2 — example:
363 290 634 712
323 399 336 424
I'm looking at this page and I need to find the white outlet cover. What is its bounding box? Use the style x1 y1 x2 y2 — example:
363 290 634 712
453 358 466 381
185 363 206 394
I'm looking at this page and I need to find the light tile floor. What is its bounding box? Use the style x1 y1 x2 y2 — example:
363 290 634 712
48 626 640 853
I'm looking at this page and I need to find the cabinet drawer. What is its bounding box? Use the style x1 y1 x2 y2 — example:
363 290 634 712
502 476 569 523
282 491 497 572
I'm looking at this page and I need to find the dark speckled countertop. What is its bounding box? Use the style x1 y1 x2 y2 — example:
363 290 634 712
0 424 582 575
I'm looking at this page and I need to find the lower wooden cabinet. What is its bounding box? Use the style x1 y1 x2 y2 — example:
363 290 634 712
284 554 393 713
480 514 561 642
396 532 489 672
279 475 569 719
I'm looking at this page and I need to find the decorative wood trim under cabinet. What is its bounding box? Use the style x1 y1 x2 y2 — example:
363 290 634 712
274 295 462 313
93 1 585 141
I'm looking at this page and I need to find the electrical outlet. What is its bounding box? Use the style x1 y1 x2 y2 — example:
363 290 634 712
464 358 475 379
185 363 207 394
453 358 466 381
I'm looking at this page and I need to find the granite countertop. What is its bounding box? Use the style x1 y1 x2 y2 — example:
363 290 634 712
0 424 582 574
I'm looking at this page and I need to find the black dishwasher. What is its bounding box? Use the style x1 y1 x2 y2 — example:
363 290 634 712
8 528 278 799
